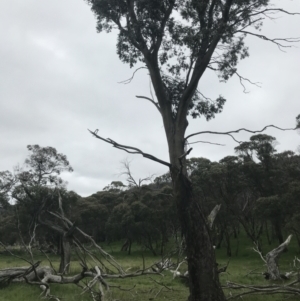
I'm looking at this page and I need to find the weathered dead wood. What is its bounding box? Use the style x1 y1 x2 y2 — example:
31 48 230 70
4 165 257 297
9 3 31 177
89 130 171 167
253 235 293 280
265 234 292 280
47 210 125 274
225 279 300 299
208 204 221 229
223 235 299 299
0 264 40 283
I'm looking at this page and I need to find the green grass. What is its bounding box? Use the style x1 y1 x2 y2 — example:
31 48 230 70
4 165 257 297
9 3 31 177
0 233 299 301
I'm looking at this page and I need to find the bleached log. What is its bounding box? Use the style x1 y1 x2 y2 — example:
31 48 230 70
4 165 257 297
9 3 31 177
0 267 33 280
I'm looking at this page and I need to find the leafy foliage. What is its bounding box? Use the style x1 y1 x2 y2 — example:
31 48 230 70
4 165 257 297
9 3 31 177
86 0 273 120
19 145 73 187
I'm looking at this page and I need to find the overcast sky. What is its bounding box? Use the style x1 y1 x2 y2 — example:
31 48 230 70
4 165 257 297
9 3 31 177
0 0 299 196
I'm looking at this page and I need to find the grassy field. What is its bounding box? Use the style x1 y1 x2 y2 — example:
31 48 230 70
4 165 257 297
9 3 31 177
0 233 299 301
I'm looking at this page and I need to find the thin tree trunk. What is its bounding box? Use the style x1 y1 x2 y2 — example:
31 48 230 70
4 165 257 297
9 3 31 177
128 239 132 255
273 220 284 244
265 221 272 245
216 228 224 249
224 228 232 257
59 235 72 274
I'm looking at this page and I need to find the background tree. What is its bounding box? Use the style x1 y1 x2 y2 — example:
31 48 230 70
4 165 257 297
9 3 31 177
3 145 75 274
84 1 299 300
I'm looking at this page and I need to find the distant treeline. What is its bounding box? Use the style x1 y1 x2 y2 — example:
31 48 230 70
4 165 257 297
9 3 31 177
1 135 300 257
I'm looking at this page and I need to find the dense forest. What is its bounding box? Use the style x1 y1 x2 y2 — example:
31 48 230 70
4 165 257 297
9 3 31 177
1 134 299 258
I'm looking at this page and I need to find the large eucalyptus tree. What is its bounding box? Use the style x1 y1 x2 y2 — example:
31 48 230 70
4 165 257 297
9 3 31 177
84 1 299 300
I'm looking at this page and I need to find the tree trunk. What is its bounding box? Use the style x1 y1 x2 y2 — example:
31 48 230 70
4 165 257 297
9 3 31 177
224 228 232 257
121 238 132 255
273 220 284 244
59 234 72 274
172 171 225 301
216 228 224 249
265 221 272 245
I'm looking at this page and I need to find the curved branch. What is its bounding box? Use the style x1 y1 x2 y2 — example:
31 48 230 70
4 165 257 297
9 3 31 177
188 140 225 146
136 95 161 114
118 67 147 84
88 129 171 167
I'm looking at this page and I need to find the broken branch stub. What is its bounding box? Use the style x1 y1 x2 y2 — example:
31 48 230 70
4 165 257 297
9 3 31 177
207 204 221 229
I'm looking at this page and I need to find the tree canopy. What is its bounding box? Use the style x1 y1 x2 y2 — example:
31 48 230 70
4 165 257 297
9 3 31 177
86 0 298 124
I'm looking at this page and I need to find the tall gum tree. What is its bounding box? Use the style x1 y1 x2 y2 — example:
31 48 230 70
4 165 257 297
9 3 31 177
84 1 300 300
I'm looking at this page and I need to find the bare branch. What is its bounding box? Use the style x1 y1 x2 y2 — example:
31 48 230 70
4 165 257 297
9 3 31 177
47 210 126 274
136 95 161 114
237 31 300 51
178 148 193 160
253 242 267 264
248 8 300 18
120 159 153 188
185 124 297 143
89 129 171 167
207 204 221 229
234 71 261 93
225 280 300 299
118 67 147 84
188 140 225 146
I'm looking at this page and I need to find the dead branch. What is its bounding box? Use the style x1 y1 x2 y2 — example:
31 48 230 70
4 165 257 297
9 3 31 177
188 140 225 146
149 277 174 291
265 235 292 280
207 204 221 229
234 71 261 93
170 258 187 279
136 95 161 114
225 279 300 299
244 267 262 277
118 66 147 84
251 235 294 282
237 31 300 51
120 159 153 188
253 242 267 264
248 8 300 18
0 262 42 285
185 123 298 143
47 210 125 274
88 129 171 167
